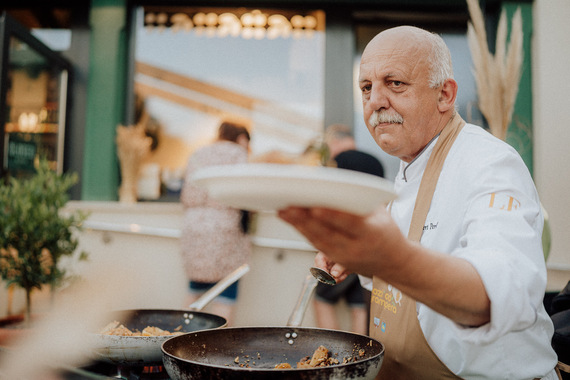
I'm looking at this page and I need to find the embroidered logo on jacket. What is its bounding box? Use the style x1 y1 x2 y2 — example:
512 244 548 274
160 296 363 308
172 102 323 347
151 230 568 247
488 193 520 211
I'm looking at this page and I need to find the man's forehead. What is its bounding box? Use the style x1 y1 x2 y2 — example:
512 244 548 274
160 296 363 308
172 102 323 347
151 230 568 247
359 50 418 80
359 34 428 81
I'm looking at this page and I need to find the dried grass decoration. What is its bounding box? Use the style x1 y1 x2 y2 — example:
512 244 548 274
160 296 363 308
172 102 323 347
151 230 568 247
116 123 152 203
466 0 523 141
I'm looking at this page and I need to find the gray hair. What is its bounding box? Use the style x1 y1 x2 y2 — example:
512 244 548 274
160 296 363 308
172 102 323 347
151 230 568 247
426 32 454 88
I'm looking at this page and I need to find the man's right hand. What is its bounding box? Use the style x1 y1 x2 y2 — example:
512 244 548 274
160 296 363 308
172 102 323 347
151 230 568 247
314 251 350 283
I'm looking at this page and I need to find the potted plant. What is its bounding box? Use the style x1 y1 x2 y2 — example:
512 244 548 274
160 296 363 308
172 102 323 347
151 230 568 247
0 158 88 327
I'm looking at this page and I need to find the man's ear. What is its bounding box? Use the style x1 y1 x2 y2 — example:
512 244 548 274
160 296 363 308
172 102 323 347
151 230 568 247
437 78 458 113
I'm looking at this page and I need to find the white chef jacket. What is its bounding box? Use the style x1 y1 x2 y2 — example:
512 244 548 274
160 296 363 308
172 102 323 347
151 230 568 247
361 123 558 379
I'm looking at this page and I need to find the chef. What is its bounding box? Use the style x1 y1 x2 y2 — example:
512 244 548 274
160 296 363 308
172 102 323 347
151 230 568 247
279 26 559 379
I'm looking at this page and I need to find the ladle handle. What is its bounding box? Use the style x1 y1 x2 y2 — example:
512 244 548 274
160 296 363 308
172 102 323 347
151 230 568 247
188 264 250 311
287 274 318 327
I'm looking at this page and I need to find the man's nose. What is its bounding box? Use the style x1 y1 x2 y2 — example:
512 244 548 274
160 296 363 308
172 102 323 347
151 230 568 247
368 86 389 110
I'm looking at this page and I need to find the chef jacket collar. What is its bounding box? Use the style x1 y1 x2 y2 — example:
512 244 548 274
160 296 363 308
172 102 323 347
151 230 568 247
401 132 441 182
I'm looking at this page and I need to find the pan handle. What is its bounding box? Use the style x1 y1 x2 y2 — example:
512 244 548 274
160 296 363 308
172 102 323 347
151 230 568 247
287 274 318 327
188 264 250 311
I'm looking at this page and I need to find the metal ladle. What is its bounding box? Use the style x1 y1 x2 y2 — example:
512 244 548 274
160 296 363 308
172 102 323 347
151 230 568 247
309 267 336 286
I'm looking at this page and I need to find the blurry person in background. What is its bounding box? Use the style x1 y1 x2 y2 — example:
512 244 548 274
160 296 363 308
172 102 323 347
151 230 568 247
180 121 252 325
325 124 359 159
313 124 384 335
323 124 384 179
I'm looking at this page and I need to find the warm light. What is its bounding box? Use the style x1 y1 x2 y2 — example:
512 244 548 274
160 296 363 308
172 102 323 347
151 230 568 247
304 29 315 39
171 13 193 32
194 25 205 36
241 26 254 39
193 12 206 26
205 12 218 26
292 29 305 40
145 13 156 24
18 112 40 132
18 113 28 131
28 113 38 130
290 15 305 29
267 14 291 39
305 16 317 29
267 27 280 40
219 12 238 23
156 13 168 25
252 10 267 27
219 13 241 37
144 10 320 39
217 25 230 38
268 14 288 26
205 26 217 37
39 107 48 122
241 12 254 27
253 26 265 40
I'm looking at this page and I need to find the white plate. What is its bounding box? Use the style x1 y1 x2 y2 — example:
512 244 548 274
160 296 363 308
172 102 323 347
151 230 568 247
191 163 397 215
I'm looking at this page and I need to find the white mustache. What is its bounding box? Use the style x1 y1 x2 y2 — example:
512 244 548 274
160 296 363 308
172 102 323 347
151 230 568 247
369 110 404 126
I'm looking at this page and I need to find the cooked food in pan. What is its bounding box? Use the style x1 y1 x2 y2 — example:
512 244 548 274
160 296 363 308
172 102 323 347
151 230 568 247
296 345 339 368
99 320 184 337
272 345 366 369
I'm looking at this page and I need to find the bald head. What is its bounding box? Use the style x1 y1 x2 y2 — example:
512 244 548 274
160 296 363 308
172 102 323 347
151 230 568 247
363 26 454 88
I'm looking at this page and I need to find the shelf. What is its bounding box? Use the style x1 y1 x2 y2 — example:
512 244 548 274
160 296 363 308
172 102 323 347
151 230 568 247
5 123 59 134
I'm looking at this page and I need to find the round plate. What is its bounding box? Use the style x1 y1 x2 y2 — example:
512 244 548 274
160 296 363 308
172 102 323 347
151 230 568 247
190 163 396 215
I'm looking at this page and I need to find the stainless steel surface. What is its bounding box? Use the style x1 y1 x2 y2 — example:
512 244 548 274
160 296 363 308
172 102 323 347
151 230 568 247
287 274 318 327
310 267 336 286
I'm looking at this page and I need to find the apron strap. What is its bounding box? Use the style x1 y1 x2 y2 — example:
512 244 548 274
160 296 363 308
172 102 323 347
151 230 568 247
371 114 466 380
407 113 465 242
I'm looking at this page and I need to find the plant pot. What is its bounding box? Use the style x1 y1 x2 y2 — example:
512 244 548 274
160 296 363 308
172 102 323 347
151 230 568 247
0 314 36 347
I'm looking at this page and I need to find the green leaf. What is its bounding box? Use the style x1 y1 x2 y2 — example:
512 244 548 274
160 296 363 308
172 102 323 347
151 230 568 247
0 157 90 314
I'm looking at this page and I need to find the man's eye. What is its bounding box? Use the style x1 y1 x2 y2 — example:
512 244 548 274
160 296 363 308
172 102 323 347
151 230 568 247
361 84 371 93
392 81 403 87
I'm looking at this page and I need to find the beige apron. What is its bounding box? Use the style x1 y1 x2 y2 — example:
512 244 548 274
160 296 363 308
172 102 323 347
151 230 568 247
370 114 464 380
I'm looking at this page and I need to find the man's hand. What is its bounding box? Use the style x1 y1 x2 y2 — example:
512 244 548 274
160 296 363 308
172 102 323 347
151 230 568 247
279 206 490 327
314 251 350 283
278 206 404 279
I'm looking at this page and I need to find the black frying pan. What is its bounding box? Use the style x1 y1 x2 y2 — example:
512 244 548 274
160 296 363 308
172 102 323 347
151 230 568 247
162 326 383 379
91 308 227 366
91 264 249 366
161 275 384 379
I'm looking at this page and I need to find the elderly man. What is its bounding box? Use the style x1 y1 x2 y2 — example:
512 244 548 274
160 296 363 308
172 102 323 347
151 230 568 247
279 26 558 379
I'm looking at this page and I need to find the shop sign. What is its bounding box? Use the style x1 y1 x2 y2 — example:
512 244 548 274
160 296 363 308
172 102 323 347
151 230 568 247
6 134 37 173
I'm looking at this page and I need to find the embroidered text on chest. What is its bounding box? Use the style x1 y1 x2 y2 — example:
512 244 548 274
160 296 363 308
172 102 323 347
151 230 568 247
423 221 439 231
